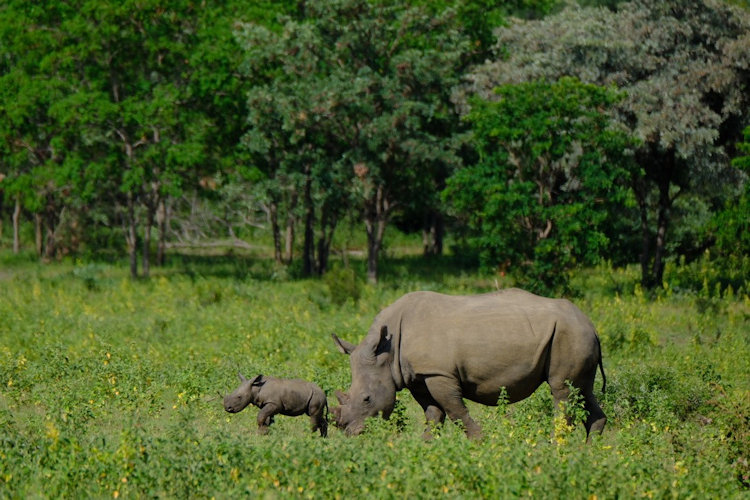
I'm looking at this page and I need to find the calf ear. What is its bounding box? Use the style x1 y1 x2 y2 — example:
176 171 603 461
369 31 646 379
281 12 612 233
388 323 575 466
250 374 264 386
332 333 357 355
238 372 247 382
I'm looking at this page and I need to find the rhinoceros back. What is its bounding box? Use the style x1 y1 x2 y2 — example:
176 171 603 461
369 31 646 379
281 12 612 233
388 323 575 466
389 289 599 405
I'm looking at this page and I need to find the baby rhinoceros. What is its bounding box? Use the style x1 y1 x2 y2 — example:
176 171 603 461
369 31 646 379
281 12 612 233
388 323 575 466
223 373 328 437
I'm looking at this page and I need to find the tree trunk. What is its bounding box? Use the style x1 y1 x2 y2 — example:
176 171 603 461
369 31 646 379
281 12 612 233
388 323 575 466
126 192 138 279
142 201 154 278
634 179 651 289
302 165 315 277
34 213 43 257
156 198 167 266
316 206 337 275
43 210 56 260
651 174 672 289
365 184 389 284
365 220 386 284
422 210 444 256
635 151 677 290
284 191 298 264
269 197 282 264
13 194 21 254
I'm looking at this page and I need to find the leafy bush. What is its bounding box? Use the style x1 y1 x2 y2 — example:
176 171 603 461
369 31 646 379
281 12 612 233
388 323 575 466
445 77 633 293
665 252 750 297
323 266 362 306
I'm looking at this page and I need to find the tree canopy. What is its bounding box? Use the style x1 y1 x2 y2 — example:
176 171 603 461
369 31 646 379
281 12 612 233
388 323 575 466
460 0 750 287
446 77 632 291
237 0 470 282
1 0 748 291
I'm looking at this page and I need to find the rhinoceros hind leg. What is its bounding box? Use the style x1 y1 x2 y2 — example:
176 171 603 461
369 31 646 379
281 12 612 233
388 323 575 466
549 383 574 427
584 393 606 442
549 377 606 442
307 398 328 437
423 376 482 440
310 409 328 438
310 413 328 437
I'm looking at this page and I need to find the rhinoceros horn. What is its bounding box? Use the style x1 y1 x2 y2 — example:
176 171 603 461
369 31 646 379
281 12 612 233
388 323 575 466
335 390 350 405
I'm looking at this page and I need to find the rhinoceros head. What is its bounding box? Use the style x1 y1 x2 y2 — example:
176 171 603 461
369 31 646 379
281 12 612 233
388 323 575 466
223 373 262 413
332 327 396 435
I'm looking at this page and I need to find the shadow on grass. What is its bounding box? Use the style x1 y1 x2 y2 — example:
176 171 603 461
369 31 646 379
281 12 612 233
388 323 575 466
0 246 488 291
158 251 483 287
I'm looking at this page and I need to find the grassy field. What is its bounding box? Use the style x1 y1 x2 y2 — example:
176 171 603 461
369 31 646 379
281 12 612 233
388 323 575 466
0 252 748 498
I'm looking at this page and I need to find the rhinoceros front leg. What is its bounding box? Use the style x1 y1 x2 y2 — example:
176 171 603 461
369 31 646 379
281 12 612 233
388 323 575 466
424 376 482 440
256 403 278 435
410 383 446 440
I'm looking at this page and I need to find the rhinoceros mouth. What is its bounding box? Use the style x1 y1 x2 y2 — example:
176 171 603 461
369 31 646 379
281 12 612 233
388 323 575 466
332 408 364 436
345 424 365 436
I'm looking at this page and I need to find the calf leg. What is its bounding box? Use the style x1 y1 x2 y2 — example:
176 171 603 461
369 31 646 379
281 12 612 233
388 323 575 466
308 400 328 438
424 376 482 440
256 404 278 435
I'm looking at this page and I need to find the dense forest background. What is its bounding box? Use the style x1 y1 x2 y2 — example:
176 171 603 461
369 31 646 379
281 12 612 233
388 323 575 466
1 0 749 292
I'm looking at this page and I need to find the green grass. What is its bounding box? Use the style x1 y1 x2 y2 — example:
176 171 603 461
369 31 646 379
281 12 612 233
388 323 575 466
0 256 748 498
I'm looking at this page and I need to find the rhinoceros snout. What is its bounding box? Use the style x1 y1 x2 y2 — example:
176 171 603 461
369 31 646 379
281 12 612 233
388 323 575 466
223 394 241 413
331 406 364 435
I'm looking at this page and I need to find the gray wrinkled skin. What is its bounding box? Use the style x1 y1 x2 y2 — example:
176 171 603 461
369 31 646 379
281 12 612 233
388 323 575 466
332 289 606 440
224 373 328 437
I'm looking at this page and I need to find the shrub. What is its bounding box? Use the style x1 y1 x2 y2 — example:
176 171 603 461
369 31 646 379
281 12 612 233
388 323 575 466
323 266 362 306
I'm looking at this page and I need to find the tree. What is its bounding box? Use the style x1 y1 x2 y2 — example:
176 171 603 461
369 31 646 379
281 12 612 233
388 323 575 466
710 125 750 258
460 0 750 288
42 1 252 277
445 78 632 292
0 1 75 258
238 0 470 282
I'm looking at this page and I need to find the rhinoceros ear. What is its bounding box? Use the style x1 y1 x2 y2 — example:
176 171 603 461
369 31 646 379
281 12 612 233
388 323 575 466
238 372 247 382
335 390 350 405
371 325 390 356
332 333 357 355
250 374 264 386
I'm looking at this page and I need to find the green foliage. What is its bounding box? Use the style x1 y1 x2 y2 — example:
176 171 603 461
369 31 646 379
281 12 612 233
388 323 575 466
323 266 362 306
0 258 748 497
446 77 631 292
462 0 750 288
709 125 750 260
236 0 470 280
664 252 750 298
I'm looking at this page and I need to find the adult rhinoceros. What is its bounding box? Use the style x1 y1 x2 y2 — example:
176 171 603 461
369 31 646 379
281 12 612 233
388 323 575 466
331 289 606 440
